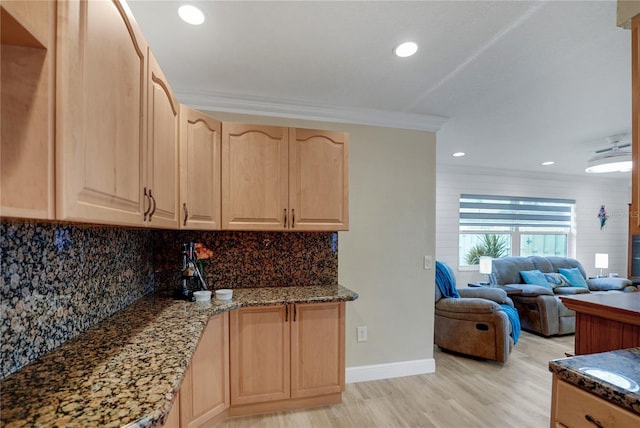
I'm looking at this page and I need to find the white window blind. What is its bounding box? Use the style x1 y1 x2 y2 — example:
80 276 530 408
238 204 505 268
459 194 575 231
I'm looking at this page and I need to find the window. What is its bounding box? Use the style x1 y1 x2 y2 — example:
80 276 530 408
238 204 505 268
459 194 575 267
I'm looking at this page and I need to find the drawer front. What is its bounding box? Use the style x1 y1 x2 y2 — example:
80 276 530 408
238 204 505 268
554 379 640 427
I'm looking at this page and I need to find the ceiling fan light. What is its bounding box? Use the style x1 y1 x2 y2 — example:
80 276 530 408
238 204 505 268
585 153 632 173
178 5 206 25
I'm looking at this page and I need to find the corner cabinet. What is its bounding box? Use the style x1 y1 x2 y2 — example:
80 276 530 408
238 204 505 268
179 313 229 428
179 106 222 230
221 123 349 231
229 302 345 416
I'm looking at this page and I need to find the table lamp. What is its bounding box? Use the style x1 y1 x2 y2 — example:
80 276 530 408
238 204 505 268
479 256 492 285
595 253 608 277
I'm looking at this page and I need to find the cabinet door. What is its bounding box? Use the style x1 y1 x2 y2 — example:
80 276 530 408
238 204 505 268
146 48 179 228
163 390 180 428
180 313 229 428
230 305 290 405
289 128 349 231
1 0 55 219
179 106 221 230
56 0 146 226
290 302 345 398
221 123 288 230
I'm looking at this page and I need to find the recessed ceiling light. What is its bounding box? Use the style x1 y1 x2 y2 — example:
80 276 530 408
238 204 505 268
394 42 418 58
178 4 206 25
542 161 554 166
453 152 465 157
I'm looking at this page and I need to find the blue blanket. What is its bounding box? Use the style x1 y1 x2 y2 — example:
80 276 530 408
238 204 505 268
435 261 460 298
500 304 521 344
436 260 520 344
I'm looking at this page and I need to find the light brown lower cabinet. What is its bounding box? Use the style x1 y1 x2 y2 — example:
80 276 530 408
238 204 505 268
164 302 344 426
550 376 640 428
229 302 345 416
163 312 229 428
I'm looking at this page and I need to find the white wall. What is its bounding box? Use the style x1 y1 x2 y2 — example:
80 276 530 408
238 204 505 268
204 110 437 380
437 165 631 287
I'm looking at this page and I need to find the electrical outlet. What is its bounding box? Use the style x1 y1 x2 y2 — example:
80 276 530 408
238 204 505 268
424 255 432 270
357 326 368 342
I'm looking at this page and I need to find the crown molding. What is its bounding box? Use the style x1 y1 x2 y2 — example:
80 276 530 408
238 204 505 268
176 90 449 132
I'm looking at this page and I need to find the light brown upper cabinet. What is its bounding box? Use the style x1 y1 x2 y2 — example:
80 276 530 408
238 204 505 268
56 0 179 228
289 128 349 231
179 106 222 230
221 123 349 231
146 48 179 228
56 0 148 226
1 0 56 219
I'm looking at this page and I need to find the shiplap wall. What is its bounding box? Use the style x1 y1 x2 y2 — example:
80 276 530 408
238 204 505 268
436 165 631 287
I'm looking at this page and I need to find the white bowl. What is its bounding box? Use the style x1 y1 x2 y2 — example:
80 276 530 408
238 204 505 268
193 290 212 302
215 289 233 301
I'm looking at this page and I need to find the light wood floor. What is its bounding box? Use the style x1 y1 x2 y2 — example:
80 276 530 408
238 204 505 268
218 331 574 428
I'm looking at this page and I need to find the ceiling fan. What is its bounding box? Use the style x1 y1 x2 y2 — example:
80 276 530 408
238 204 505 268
585 134 632 174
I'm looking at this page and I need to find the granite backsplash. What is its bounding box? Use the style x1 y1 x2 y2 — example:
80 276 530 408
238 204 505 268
1 221 338 378
153 230 338 293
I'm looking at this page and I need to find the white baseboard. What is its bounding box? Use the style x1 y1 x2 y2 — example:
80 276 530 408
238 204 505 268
345 358 436 384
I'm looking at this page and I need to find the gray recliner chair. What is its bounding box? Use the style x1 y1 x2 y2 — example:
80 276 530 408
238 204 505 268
434 265 517 363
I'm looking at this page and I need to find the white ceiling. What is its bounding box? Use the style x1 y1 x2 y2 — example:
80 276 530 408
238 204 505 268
127 0 632 178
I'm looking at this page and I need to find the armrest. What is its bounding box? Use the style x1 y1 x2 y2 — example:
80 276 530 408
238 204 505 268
436 297 502 314
459 287 509 304
587 277 633 291
498 283 554 297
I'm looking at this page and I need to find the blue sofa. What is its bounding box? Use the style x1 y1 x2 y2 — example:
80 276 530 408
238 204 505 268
490 256 636 336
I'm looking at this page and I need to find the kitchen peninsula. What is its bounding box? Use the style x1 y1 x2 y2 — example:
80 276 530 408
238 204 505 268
560 292 640 355
0 285 358 427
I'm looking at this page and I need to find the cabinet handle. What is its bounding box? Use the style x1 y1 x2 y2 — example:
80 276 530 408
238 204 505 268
148 189 157 221
293 304 297 322
283 208 287 228
183 203 188 226
292 208 295 228
285 305 289 322
143 187 151 221
585 414 604 428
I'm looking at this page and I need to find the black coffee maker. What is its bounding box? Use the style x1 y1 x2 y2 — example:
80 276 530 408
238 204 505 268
175 242 208 301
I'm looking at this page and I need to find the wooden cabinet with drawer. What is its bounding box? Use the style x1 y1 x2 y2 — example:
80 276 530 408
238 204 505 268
550 376 640 428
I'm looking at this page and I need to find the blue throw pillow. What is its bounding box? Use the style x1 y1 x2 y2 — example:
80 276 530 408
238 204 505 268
520 270 551 289
558 268 588 288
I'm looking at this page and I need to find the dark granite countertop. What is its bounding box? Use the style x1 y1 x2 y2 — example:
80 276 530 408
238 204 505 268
549 347 640 415
0 285 358 428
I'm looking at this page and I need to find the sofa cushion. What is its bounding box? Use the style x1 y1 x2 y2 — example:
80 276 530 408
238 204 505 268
544 272 570 289
547 257 588 278
491 257 537 285
530 256 555 273
520 270 551 289
558 267 589 288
